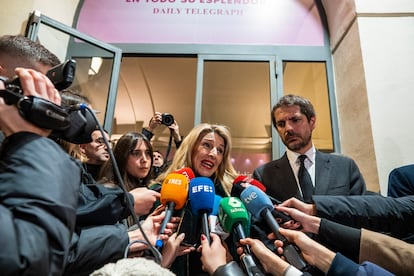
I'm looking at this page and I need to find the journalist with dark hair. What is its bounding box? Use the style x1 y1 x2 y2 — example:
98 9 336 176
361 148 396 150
0 64 80 274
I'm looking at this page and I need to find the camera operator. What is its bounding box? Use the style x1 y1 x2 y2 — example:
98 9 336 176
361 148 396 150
142 112 183 179
0 67 81 275
142 111 182 148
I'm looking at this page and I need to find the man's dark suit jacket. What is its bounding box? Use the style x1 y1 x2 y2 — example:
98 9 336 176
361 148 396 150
252 151 367 202
388 164 414 197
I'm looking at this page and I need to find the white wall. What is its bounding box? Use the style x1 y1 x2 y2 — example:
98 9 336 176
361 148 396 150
0 0 79 36
355 0 414 193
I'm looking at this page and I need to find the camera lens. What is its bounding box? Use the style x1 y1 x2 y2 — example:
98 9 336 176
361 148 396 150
161 113 174 126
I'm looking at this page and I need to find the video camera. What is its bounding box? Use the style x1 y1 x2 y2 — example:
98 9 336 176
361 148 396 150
0 59 96 144
3 59 76 100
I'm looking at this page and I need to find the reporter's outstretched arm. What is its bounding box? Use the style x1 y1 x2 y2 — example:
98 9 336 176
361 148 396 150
128 205 180 254
275 228 393 275
161 232 195 268
274 228 335 273
276 205 321 234
239 237 298 276
199 233 244 276
278 197 317 216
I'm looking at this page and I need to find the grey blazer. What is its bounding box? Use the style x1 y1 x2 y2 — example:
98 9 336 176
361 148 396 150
252 151 366 202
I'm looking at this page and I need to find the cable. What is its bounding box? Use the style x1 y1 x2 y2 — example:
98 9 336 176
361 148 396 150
81 105 163 264
123 240 149 258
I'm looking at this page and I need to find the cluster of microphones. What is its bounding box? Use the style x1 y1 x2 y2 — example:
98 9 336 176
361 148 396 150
155 168 311 276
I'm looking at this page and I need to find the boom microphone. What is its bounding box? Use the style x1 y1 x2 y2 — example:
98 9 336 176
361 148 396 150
240 185 310 272
156 173 189 248
188 177 216 244
218 197 264 276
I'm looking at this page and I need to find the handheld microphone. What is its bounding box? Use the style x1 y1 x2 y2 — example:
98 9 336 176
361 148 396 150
188 177 216 244
231 176 291 224
218 197 265 276
149 167 194 192
175 167 195 182
212 194 222 216
156 173 189 248
240 185 310 272
209 195 229 240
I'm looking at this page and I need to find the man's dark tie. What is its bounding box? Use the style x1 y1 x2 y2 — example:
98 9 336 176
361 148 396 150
298 155 313 203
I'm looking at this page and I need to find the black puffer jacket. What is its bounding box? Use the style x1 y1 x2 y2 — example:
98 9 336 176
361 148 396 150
314 194 414 241
0 132 80 275
64 172 133 275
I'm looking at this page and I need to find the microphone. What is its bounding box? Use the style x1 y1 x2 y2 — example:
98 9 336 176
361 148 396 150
208 195 229 240
188 177 216 244
150 167 195 192
231 176 291 224
231 175 267 200
240 185 310 272
156 173 189 249
218 197 265 276
175 167 195 182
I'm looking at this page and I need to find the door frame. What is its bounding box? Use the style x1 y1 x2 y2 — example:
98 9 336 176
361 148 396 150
25 10 122 133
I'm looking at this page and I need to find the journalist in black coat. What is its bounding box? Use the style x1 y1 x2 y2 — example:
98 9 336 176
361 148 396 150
253 94 366 203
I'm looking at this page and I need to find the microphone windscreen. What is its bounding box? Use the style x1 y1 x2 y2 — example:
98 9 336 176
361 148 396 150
240 185 273 220
175 167 195 181
249 178 267 192
230 175 267 198
189 177 215 214
218 197 249 234
211 194 222 216
160 173 189 209
231 175 250 198
232 175 249 185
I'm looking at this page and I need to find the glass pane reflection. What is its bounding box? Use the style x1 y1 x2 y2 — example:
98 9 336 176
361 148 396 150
202 60 272 175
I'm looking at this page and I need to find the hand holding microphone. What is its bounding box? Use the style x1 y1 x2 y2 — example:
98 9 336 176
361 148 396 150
231 176 292 224
188 177 216 244
240 185 310 272
218 197 265 276
156 172 189 249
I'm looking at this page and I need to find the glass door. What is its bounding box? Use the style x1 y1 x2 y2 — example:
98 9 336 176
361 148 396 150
197 55 277 176
25 11 122 133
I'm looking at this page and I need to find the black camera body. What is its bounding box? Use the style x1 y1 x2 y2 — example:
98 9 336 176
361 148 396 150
161 113 174 126
0 59 76 132
4 59 76 98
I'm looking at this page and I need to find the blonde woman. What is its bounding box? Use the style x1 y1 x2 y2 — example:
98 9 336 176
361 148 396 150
154 123 238 276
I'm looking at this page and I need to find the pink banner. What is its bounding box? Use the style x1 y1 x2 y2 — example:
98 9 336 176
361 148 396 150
77 0 324 46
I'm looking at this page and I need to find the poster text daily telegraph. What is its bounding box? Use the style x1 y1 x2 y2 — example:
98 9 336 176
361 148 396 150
126 0 267 5
153 7 243 15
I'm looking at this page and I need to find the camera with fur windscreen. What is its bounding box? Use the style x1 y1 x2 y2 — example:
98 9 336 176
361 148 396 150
161 113 174 126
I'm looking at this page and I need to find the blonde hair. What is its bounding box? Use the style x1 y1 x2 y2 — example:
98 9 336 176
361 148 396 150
155 123 237 195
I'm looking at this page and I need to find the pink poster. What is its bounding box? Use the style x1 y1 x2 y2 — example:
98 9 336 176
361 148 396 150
77 0 324 46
